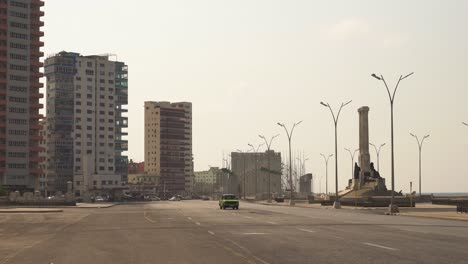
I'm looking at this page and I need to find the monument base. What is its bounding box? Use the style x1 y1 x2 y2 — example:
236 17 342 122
333 201 342 209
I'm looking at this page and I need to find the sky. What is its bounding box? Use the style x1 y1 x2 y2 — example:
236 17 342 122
41 0 468 193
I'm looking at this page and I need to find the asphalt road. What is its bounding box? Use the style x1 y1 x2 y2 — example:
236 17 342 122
1 201 468 264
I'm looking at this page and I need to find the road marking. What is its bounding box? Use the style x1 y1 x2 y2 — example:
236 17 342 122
143 211 155 223
267 221 277 225
244 216 253 219
236 232 268 235
195 222 201 226
298 228 316 233
208 231 215 235
363 242 398 251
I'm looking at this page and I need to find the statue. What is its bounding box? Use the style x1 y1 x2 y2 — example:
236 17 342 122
370 162 380 178
353 163 360 179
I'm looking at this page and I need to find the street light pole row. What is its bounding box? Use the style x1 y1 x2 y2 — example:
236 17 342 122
320 153 332 195
248 142 265 200
409 133 430 197
259 134 279 203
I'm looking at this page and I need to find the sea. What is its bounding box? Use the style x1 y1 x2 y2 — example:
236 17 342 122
430 193 468 197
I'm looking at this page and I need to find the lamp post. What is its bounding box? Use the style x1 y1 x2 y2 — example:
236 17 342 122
320 153 333 195
236 149 251 199
463 122 468 127
410 133 430 198
372 72 414 214
296 157 309 192
248 142 265 200
277 121 302 206
344 148 359 179
320 100 352 209
369 143 386 171
259 134 279 203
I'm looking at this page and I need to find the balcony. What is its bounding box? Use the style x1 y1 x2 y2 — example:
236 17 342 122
0 67 6 73
31 30 44 37
0 145 5 151
29 135 42 141
31 61 43 67
31 20 45 27
31 9 44 17
31 72 44 78
0 168 4 174
30 93 43 99
0 45 6 52
0 24 6 31
31 82 44 89
30 146 44 152
0 2 7 8
29 168 43 174
0 34 6 40
30 124 42 130
30 103 43 109
30 113 43 119
0 56 5 62
31 40 44 47
0 99 6 105
31 50 44 57
0 156 5 162
0 110 5 117
31 0 45 7
30 156 44 163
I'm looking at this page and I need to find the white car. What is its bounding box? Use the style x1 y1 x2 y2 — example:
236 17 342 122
169 196 181 201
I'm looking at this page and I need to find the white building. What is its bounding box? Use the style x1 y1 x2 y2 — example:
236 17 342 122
45 52 128 197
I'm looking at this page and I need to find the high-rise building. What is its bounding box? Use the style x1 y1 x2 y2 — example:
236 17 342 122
0 0 45 190
44 52 128 196
231 150 282 199
144 101 193 196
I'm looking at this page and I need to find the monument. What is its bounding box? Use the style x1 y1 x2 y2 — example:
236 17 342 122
338 106 410 207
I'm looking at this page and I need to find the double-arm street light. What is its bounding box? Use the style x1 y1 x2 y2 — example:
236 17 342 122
236 149 251 199
372 72 414 214
320 100 352 209
248 142 265 200
320 153 333 195
463 122 468 127
344 148 359 180
277 121 303 206
410 133 430 197
369 143 386 171
259 134 279 203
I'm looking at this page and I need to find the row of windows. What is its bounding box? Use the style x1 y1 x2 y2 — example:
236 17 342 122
75 109 114 115
9 96 27 103
75 125 115 132
10 31 28 39
9 85 27 92
10 75 28 81
8 118 27 125
10 42 27 50
7 163 26 169
10 53 27 61
9 11 28 19
10 64 28 71
8 152 27 158
10 1 28 8
10 22 28 29
8 141 26 147
8 107 26 113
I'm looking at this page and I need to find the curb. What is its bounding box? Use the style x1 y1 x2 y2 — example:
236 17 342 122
0 209 63 213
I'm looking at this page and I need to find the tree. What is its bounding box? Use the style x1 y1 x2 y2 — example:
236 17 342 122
0 185 6 196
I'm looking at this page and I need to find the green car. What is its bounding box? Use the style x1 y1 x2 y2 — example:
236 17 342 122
219 194 239 210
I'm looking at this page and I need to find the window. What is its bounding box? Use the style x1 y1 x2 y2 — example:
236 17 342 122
10 43 27 50
86 126 92 130
10 54 27 61
10 22 28 29
8 96 27 103
11 1 28 8
87 62 93 67
76 181 81 186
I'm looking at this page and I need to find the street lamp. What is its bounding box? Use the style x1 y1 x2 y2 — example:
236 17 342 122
369 143 386 171
320 153 333 195
296 157 309 192
320 100 352 209
344 148 359 179
463 122 468 127
259 134 279 203
372 72 414 214
410 133 430 198
236 149 251 199
277 121 302 206
248 142 265 200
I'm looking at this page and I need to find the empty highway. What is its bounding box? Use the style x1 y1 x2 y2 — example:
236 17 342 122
1 201 468 264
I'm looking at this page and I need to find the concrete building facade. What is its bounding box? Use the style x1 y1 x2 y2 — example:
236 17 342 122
0 0 45 191
44 52 128 196
144 101 193 196
231 150 282 199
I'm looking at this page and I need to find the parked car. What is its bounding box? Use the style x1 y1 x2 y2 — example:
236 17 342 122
169 196 181 201
201 196 210 201
219 194 239 210
95 196 105 202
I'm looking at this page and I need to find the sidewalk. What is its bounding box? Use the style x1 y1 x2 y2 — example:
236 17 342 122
75 203 117 208
0 208 63 213
401 211 468 221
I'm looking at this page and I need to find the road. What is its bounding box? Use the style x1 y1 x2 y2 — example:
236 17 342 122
1 201 468 264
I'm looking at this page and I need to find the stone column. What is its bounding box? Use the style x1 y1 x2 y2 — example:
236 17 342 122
358 106 371 188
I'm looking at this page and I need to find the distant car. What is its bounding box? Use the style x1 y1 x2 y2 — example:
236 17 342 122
169 196 181 201
219 194 239 210
150 196 161 201
95 196 105 202
201 196 210 201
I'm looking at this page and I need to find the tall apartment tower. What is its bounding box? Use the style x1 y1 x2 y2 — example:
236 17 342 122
0 0 45 190
45 52 128 196
144 101 193 196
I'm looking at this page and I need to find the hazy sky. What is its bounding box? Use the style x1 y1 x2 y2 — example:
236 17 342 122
42 0 468 193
